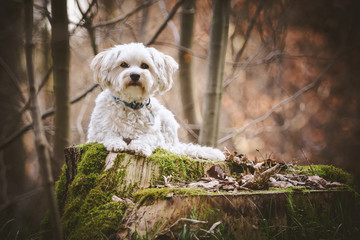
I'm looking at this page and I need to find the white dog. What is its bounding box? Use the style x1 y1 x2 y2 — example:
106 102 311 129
87 43 225 161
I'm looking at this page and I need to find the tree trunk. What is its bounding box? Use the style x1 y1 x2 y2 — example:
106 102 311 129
199 0 230 147
0 0 27 237
178 0 200 142
24 0 63 239
137 0 149 42
51 0 70 178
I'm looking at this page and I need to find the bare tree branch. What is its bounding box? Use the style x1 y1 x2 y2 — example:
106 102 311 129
0 84 100 150
233 1 264 65
154 41 324 67
158 0 180 43
92 0 159 28
145 0 185 46
160 96 199 141
0 57 26 103
34 3 52 23
169 218 207 229
218 55 339 144
75 0 98 55
37 65 53 93
24 0 62 238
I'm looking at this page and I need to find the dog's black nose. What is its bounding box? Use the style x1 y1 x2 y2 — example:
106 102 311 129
130 72 140 82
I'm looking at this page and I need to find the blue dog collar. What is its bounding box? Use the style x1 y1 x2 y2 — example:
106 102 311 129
113 96 150 110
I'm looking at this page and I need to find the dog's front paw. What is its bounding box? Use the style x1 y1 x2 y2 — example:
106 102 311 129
127 141 154 157
104 140 127 152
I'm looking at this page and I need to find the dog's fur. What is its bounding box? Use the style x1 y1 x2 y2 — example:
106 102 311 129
87 43 225 161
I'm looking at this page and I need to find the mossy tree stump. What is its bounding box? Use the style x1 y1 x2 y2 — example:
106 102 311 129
52 143 360 240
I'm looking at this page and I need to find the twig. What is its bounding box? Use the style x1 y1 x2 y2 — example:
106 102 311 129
223 44 265 88
169 218 207 229
299 147 315 175
75 0 98 55
233 1 264 65
160 96 199 141
153 41 207 59
209 221 222 233
34 3 52 23
154 41 296 67
218 54 339 144
145 0 185 46
92 0 159 28
37 65 53 93
0 57 26 103
158 0 180 43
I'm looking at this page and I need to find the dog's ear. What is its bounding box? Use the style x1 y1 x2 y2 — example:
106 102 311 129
148 48 178 94
90 49 114 88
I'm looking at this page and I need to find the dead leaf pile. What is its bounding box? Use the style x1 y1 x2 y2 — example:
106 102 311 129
151 150 345 193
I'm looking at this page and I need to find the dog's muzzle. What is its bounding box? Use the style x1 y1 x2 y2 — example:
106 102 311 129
130 72 140 82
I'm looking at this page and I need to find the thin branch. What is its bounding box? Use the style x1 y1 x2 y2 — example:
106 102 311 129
25 0 62 238
154 41 324 67
218 54 339 144
34 3 52 23
7 66 54 135
69 83 99 105
0 57 26 103
37 65 53 93
153 41 207 59
160 96 199 141
224 44 265 88
0 84 100 150
92 0 159 28
145 0 185 46
233 1 263 65
169 218 207 229
158 0 180 43
75 0 85 15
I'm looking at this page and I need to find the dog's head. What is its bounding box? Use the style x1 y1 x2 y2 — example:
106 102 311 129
90 43 178 102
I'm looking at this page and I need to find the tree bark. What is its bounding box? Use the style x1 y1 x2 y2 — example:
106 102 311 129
0 0 27 237
178 0 200 142
51 0 70 178
199 0 230 147
24 0 63 239
137 0 149 42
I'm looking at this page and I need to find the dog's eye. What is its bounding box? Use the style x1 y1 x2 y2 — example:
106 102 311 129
140 63 149 69
120 62 129 68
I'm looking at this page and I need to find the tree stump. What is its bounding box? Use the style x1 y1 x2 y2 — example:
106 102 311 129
53 143 359 240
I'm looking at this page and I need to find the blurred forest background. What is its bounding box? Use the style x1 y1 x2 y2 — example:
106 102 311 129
1 0 360 238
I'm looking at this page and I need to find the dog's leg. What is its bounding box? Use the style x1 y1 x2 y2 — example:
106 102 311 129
127 134 163 157
102 137 128 152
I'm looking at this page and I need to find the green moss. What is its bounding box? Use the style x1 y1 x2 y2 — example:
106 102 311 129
77 142 108 175
148 148 207 182
133 187 209 206
54 143 132 240
53 143 358 239
295 164 353 185
79 202 125 238
55 164 68 212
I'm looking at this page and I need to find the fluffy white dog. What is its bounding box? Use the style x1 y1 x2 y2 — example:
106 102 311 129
87 43 225 161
